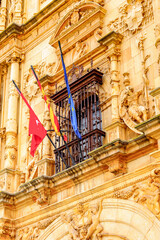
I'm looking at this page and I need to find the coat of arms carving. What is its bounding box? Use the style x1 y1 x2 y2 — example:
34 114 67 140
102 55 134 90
120 0 143 32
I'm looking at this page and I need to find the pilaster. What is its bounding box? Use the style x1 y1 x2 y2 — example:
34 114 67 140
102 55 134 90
0 52 24 192
99 31 123 123
36 96 54 177
99 31 124 142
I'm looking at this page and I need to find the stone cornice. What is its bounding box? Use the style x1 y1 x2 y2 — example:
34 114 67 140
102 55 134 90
98 31 123 56
135 114 160 139
0 161 159 228
0 0 65 43
0 134 156 205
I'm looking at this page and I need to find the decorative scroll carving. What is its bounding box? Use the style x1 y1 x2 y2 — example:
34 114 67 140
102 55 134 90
107 0 153 35
112 168 160 219
61 200 103 240
119 73 147 134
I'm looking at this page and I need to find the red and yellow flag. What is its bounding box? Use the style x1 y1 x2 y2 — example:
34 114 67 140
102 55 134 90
31 66 67 141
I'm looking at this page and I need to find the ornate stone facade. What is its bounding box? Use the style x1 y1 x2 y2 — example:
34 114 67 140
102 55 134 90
0 0 159 239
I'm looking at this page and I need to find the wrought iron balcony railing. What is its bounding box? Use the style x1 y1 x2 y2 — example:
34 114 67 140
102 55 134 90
51 67 105 173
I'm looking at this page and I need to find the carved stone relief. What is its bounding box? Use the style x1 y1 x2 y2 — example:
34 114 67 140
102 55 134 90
8 0 22 25
15 215 58 239
112 168 160 220
119 73 147 134
72 41 89 62
24 62 56 101
61 200 103 240
50 2 106 70
107 0 154 35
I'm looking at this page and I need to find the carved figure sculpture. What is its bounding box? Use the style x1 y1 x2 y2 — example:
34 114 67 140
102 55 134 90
133 177 160 217
61 200 103 239
9 0 16 23
26 150 39 181
61 213 79 240
119 73 147 134
85 199 103 240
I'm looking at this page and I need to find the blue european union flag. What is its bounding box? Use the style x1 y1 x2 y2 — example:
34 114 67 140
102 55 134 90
58 41 82 140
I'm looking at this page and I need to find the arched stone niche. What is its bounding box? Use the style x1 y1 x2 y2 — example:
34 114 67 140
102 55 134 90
49 1 106 71
38 198 160 240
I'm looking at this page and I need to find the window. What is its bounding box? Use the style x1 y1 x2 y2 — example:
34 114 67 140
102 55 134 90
51 68 105 173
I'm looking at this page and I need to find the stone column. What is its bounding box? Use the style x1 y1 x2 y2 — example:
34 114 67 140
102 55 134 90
4 52 22 169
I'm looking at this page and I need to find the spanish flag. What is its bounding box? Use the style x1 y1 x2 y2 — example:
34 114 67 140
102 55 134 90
31 66 67 141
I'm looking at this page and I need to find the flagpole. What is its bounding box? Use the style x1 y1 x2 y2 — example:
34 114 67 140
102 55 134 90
12 80 69 169
46 133 69 168
77 137 84 161
58 41 84 162
60 130 76 165
30 66 76 165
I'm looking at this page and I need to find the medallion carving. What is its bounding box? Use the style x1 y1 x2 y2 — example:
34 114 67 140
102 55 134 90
120 0 143 32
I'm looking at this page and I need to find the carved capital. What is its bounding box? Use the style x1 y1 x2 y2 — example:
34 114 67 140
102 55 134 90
6 52 24 64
